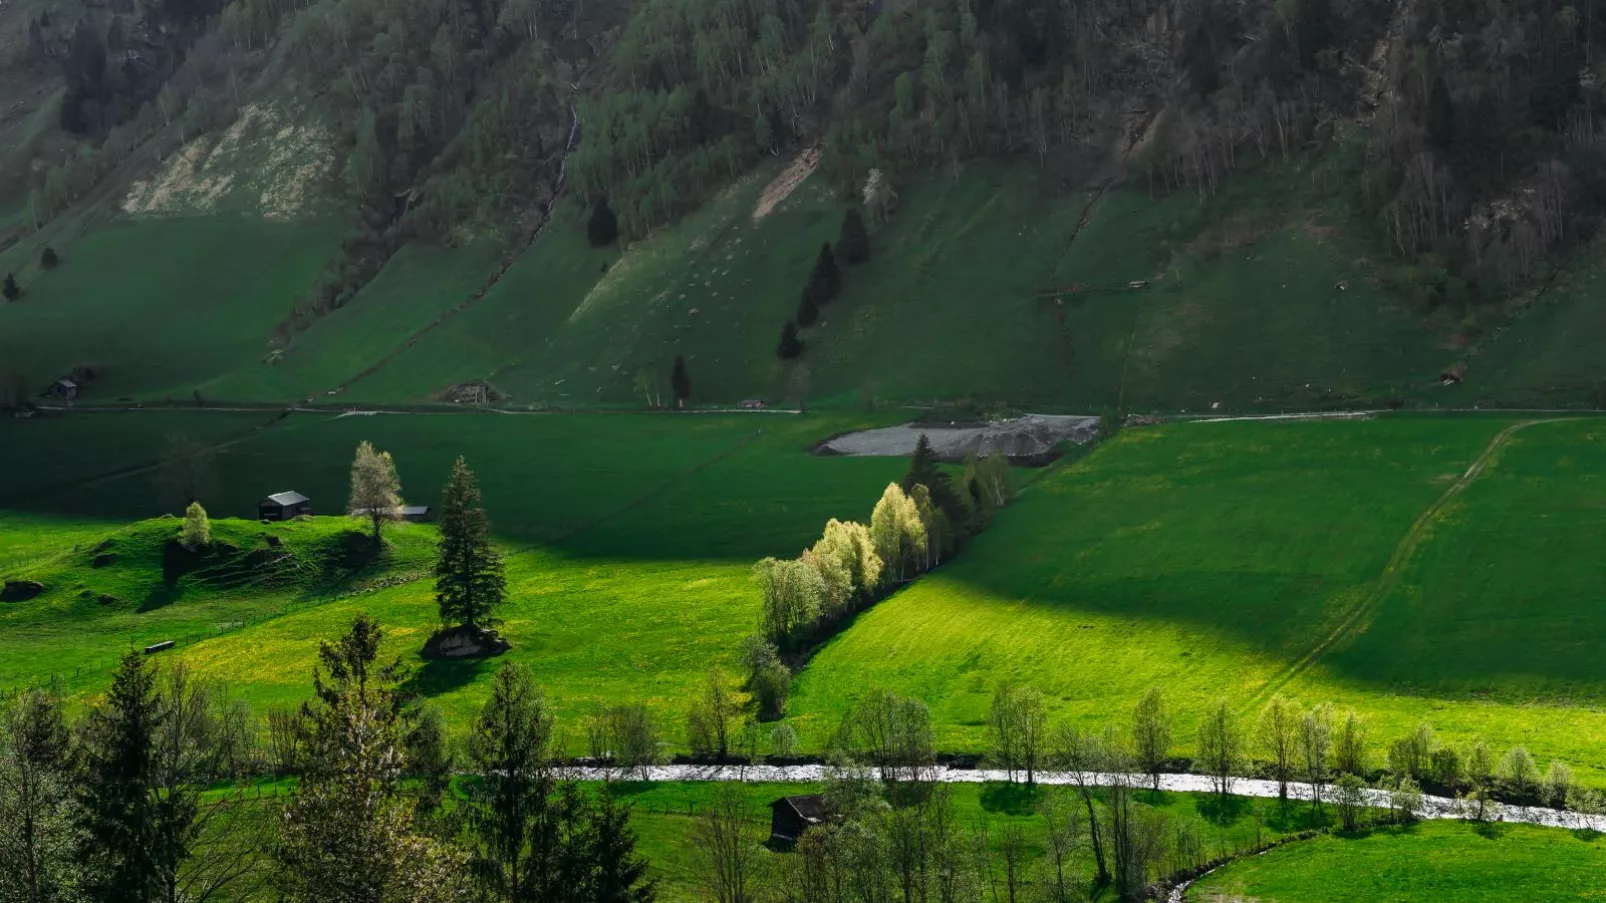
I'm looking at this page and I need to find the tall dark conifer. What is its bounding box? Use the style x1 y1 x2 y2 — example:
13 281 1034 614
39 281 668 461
902 433 967 530
435 457 506 632
777 322 804 359
670 357 691 409
77 652 166 903
838 209 870 264
2 274 20 301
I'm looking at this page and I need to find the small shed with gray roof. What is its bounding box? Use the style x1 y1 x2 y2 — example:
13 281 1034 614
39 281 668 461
258 491 312 521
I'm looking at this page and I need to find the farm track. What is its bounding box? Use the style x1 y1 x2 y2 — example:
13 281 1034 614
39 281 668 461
1245 418 1569 708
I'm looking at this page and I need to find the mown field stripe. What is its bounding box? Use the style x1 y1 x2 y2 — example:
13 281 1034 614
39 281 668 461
1244 418 1567 708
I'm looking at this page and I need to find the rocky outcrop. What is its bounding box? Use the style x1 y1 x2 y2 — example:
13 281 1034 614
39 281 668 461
2 580 45 602
421 624 511 659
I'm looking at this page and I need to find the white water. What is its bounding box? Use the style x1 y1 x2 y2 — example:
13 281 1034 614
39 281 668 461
557 765 1606 833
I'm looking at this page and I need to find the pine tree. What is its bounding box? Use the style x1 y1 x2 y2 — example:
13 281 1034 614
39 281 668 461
2 274 19 302
587 198 619 247
838 209 870 264
802 243 841 307
347 441 404 545
776 322 804 360
583 794 656 903
180 501 211 551
40 247 59 270
670 357 690 409
795 291 819 327
76 653 166 903
901 434 967 529
276 615 467 903
435 458 506 633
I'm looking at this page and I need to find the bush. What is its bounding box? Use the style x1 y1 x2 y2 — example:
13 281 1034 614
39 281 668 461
180 502 211 551
739 635 791 719
1 274 19 301
769 723 798 759
1334 773 1367 832
40 247 59 270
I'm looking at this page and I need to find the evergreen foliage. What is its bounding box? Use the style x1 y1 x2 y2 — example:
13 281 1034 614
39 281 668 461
801 243 841 309
40 247 59 270
435 458 507 633
837 208 870 264
587 198 620 247
275 614 468 902
776 322 804 360
2 274 19 302
670 357 690 408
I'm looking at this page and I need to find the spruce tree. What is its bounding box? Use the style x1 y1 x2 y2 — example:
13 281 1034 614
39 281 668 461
838 209 870 264
2 274 19 302
776 322 804 360
670 357 690 409
804 243 841 306
795 291 819 327
587 198 619 247
76 652 166 903
435 458 506 633
901 434 966 533
40 247 59 270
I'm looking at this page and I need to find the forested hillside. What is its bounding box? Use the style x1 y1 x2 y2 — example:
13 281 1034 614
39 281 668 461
4 0 1606 407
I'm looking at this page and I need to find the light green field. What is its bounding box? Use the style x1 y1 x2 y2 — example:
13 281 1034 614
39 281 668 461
0 410 905 736
1187 819 1606 902
0 217 340 401
790 416 1606 778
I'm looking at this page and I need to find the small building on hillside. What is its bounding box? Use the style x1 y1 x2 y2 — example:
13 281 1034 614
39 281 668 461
47 379 78 402
739 398 767 410
769 795 828 847
259 491 312 521
351 505 432 523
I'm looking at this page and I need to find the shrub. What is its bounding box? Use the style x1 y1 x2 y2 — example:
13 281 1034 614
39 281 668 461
180 502 211 551
40 247 59 269
1334 773 1367 832
1545 761 1574 808
1 274 19 301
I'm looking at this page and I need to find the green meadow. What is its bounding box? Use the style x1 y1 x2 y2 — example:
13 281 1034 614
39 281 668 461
1186 820 1606 902
790 415 1606 778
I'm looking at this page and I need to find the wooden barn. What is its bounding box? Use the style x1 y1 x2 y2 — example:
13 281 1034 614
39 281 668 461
769 795 828 847
259 491 312 521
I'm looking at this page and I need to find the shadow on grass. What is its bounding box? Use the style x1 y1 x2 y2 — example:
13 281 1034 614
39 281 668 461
1472 820 1510 841
1197 793 1251 826
137 583 182 613
403 656 492 698
1572 828 1602 842
979 781 1040 815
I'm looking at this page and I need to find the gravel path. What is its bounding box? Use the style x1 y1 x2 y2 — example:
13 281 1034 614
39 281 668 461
819 414 1100 458
557 765 1606 832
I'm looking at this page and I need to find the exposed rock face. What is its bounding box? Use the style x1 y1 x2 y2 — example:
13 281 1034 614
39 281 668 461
421 625 511 659
2 580 45 602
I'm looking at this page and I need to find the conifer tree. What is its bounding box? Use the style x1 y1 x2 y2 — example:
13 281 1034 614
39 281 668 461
435 458 506 633
795 291 819 327
777 322 804 360
2 274 19 301
838 208 870 264
40 247 59 270
76 653 166 902
587 198 619 247
347 441 404 545
802 243 841 306
276 615 467 902
670 357 690 409
902 434 967 529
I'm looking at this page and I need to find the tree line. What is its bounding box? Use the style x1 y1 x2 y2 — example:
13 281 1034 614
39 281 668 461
0 613 657 903
746 437 1015 719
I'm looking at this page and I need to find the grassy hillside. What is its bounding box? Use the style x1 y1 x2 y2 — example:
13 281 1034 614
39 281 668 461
789 415 1606 776
1187 820 1606 902
0 410 906 734
258 159 1469 411
0 217 340 401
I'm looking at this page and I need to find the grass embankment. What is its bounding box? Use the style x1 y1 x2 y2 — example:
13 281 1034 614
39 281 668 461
0 410 905 736
792 416 1606 778
1187 819 1606 902
0 217 340 401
